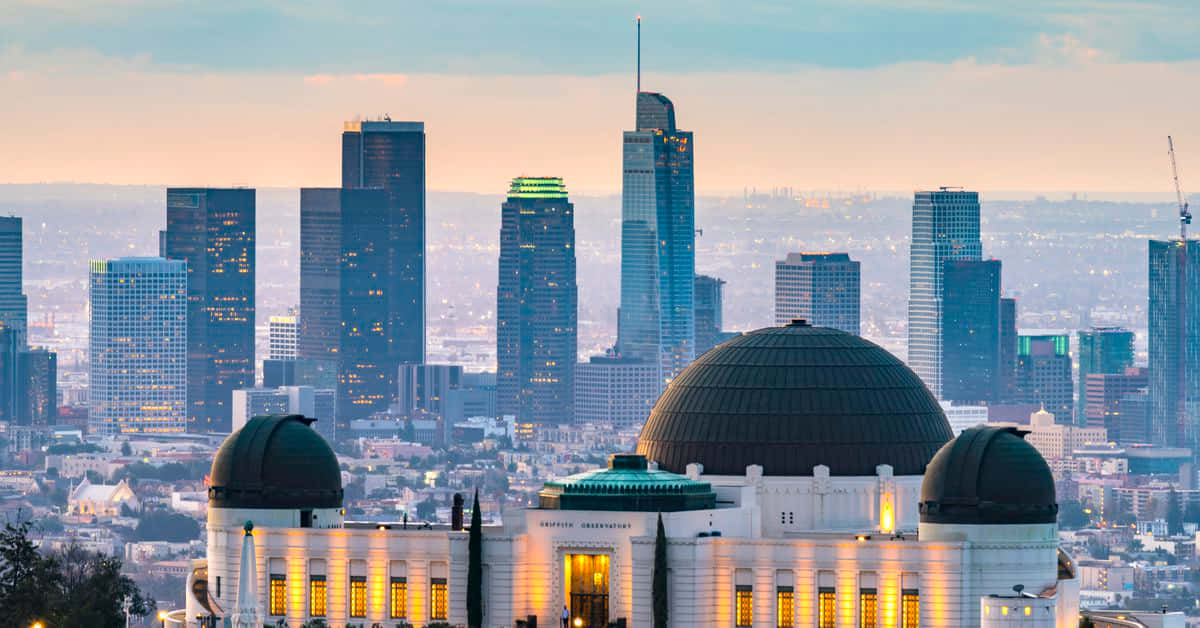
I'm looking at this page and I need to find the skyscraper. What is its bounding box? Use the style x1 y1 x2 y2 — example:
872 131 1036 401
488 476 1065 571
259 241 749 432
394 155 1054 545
574 355 659 430
342 120 426 366
908 188 982 398
268 313 299 360
299 187 394 422
693 275 725 357
397 364 463 419
15 348 55 426
774 252 861 335
617 91 695 385
497 177 577 425
1148 238 1200 448
0 217 28 347
941 260 1001 404
1076 327 1135 425
162 188 255 433
88 257 187 435
232 385 337 443
0 330 50 426
1016 333 1074 422
999 297 1018 401
1085 367 1149 441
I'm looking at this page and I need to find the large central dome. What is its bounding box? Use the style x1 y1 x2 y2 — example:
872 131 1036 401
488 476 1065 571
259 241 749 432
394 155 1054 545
636 321 953 476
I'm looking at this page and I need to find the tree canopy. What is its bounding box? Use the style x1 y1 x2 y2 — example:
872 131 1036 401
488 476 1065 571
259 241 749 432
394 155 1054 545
135 510 201 542
0 521 152 627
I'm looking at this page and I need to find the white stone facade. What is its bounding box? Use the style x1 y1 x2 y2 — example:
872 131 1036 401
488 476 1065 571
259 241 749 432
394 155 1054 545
173 464 1077 628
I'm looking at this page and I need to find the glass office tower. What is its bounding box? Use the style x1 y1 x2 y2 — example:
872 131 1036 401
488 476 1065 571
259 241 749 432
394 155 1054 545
907 188 982 398
774 252 861 335
342 120 426 366
88 257 187 435
618 92 695 386
162 188 255 433
1017 333 1074 422
1076 327 1135 426
694 274 725 357
1148 239 1200 448
496 177 577 425
299 187 393 422
0 216 27 347
941 260 1001 405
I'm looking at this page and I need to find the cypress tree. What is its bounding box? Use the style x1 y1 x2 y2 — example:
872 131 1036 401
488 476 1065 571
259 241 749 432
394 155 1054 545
653 513 668 628
1167 488 1183 536
467 488 484 628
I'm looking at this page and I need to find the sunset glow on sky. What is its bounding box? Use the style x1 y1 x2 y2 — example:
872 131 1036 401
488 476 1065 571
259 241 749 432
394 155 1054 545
2 1 1198 195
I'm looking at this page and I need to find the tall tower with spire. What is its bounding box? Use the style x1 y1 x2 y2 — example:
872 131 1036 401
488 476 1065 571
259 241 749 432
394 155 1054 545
617 18 696 387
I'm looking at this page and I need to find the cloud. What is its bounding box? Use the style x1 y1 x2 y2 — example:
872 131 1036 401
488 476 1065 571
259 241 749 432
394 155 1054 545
1034 32 1107 64
3 1 1198 75
303 73 407 87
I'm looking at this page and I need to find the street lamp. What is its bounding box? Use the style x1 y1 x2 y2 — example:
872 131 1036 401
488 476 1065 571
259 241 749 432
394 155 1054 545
573 618 583 628
31 622 44 628
158 610 168 627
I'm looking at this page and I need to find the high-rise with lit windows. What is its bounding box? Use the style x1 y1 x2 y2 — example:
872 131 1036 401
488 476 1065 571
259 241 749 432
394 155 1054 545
299 187 394 421
908 189 982 398
268 312 298 360
617 91 695 386
88 257 187 435
162 187 255 433
341 120 426 367
496 177 577 425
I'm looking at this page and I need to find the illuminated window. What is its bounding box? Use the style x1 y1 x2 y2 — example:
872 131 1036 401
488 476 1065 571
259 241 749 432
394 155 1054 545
859 588 877 627
735 585 753 627
431 577 448 620
390 577 407 618
349 576 367 617
818 587 836 628
309 575 327 617
776 586 794 627
269 574 286 616
902 589 919 628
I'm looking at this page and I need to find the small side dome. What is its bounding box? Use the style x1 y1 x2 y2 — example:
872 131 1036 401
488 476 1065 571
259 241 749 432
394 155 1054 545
209 414 343 510
920 426 1057 525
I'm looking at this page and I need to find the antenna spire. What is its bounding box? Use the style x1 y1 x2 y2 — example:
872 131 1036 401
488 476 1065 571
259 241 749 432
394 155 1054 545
636 15 641 94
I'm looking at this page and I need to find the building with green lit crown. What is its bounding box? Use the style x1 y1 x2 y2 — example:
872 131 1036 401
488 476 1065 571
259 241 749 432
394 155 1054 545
497 177 577 425
1016 333 1074 422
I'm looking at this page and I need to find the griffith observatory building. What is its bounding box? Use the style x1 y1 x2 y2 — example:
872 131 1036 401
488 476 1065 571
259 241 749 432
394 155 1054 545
167 321 1078 627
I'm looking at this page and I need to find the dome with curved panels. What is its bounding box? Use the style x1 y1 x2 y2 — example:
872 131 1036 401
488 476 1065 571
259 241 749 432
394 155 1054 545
636 321 953 477
920 425 1058 525
208 414 343 510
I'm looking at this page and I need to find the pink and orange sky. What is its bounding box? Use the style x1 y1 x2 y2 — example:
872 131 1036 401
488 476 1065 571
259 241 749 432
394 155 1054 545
2 1 1199 196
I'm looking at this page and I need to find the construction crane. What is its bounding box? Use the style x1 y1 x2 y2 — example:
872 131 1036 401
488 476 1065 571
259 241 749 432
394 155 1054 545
1168 135 1192 240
